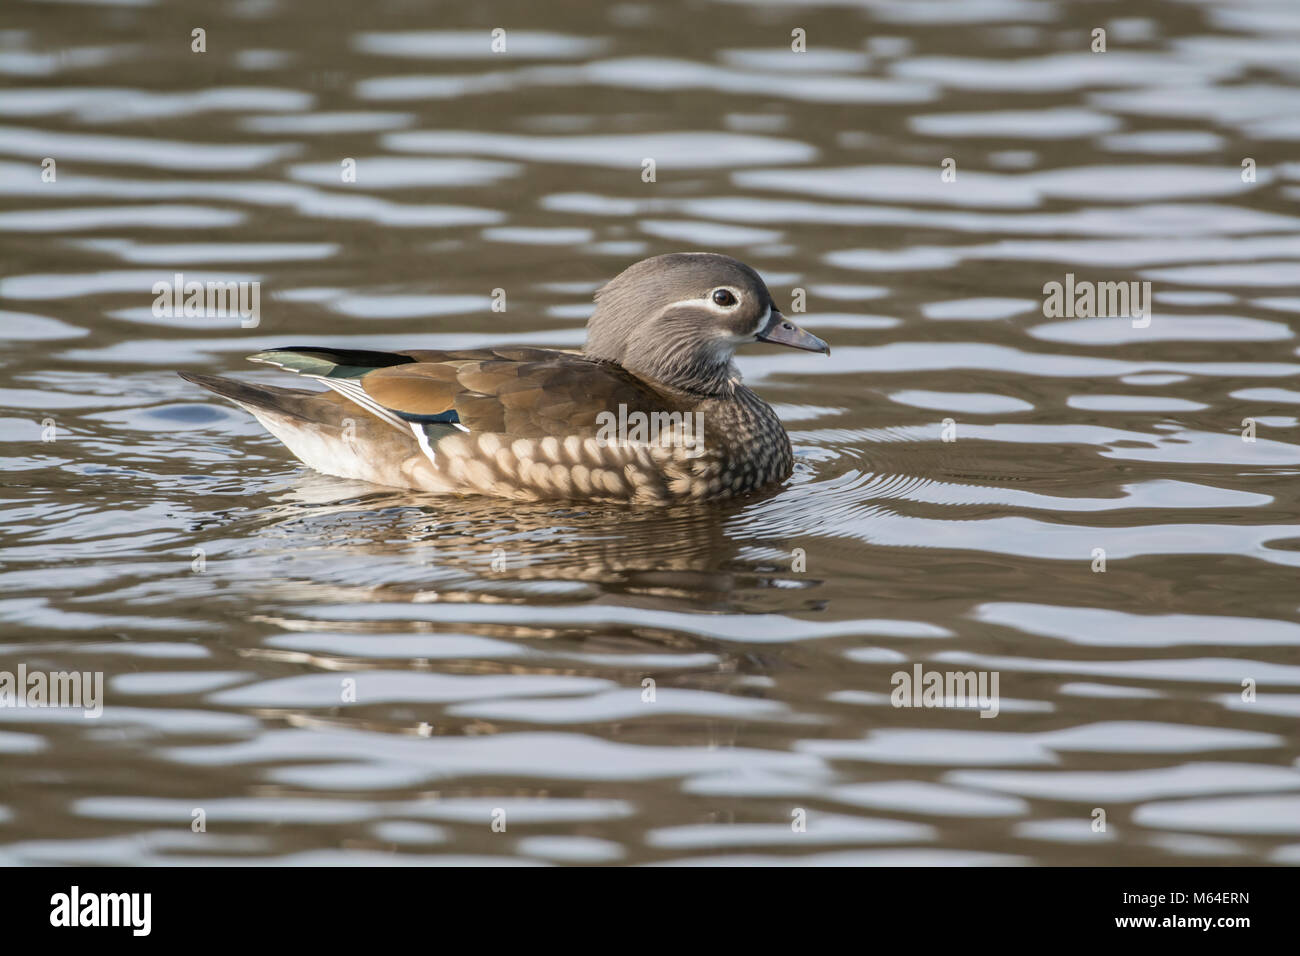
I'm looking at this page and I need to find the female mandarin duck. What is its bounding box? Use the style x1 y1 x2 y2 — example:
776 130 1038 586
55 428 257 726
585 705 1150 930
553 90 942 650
181 253 829 503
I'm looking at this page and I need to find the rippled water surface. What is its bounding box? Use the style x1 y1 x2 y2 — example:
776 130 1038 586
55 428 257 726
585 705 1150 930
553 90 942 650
3 0 1300 865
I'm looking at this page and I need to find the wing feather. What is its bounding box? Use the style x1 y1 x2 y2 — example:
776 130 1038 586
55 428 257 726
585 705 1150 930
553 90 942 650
249 347 682 440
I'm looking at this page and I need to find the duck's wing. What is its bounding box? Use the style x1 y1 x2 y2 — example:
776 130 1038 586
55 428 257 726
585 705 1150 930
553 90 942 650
248 346 681 438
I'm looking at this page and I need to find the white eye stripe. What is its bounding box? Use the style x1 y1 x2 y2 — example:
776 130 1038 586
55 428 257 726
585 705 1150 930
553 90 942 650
660 287 745 316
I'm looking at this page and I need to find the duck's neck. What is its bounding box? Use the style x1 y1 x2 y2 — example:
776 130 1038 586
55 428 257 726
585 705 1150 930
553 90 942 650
625 356 741 399
668 357 739 397
582 329 743 396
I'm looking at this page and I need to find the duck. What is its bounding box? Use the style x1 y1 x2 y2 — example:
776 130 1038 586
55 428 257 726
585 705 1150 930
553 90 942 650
180 252 829 503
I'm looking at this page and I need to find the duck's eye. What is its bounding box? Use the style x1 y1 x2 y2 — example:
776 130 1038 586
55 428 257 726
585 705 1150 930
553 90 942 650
712 289 738 307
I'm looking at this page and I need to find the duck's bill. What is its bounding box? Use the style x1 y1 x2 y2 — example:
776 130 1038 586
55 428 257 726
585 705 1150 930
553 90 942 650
756 310 830 355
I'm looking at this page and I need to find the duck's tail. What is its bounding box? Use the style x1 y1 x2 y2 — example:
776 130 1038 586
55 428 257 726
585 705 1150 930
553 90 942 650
178 371 432 488
178 371 328 420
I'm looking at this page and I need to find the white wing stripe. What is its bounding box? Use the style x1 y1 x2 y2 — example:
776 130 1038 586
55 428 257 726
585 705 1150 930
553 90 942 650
314 377 409 431
410 423 438 465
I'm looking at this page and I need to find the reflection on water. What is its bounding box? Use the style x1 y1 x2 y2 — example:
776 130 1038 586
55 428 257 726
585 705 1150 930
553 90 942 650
2 0 1300 865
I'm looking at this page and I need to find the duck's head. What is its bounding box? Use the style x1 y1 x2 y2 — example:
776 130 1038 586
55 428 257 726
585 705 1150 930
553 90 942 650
583 252 829 395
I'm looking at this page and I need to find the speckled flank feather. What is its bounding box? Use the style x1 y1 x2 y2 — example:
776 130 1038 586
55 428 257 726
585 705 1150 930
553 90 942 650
424 386 792 503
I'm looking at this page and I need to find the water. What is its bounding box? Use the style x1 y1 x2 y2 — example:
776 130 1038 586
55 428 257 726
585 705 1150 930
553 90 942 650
2 0 1299 865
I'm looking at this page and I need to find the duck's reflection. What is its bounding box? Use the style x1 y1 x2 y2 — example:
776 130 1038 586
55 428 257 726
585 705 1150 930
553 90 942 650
252 473 823 616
